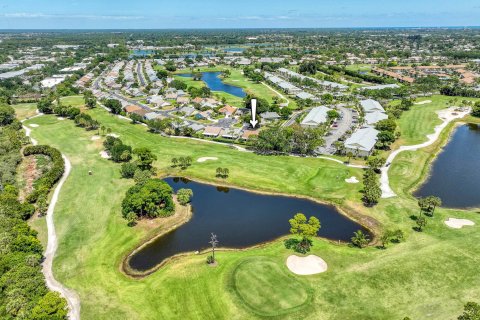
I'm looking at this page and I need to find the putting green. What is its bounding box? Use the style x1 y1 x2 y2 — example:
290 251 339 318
231 257 311 316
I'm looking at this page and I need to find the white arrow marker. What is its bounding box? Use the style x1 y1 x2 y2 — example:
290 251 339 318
249 99 258 128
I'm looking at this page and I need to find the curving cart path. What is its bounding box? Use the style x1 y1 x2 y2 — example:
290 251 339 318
24 118 81 319
380 107 471 198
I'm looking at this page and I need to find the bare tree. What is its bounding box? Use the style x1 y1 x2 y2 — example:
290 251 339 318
208 233 219 263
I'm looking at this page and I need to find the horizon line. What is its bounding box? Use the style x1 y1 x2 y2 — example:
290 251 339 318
1 26 480 31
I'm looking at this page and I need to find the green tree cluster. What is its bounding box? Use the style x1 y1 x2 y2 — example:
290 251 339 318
121 179 175 222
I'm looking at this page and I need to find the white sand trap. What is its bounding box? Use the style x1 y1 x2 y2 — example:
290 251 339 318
197 157 218 163
286 255 328 275
414 100 432 105
444 218 475 229
99 151 111 159
107 133 120 138
91 135 101 141
29 124 39 127
57 117 65 120
345 176 359 184
231 79 240 82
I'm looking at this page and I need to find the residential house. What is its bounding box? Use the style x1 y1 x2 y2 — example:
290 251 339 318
241 130 259 141
221 128 242 139
124 105 142 114
344 127 379 157
301 106 332 128
202 126 223 137
144 112 165 121
260 111 281 123
218 105 237 117
179 106 197 117
296 91 315 100
360 99 385 113
176 96 190 105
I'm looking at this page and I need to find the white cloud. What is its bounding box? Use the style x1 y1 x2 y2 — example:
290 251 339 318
1 12 144 20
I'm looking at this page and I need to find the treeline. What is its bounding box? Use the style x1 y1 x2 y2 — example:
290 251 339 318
440 86 480 98
0 107 68 318
0 105 24 186
327 65 393 84
298 61 391 84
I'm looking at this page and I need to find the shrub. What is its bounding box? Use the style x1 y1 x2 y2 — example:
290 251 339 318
351 230 370 248
120 162 138 178
177 188 193 205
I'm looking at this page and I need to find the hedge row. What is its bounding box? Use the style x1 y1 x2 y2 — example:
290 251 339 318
23 145 65 203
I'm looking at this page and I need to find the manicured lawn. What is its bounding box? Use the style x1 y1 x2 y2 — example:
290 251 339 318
394 95 479 146
22 99 480 319
60 95 85 108
230 257 311 316
345 64 372 73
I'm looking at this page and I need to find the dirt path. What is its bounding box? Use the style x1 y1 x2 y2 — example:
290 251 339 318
23 116 81 319
380 107 471 198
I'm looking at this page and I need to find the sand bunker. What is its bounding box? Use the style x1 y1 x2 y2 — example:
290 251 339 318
29 124 39 127
57 117 65 120
107 133 120 138
345 176 359 184
414 100 432 105
99 151 111 159
444 218 475 229
91 135 101 141
197 157 218 163
286 255 328 275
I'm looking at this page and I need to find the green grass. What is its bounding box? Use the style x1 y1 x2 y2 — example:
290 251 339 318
393 95 479 146
22 98 480 319
231 257 311 316
12 102 38 120
345 64 372 73
60 95 85 108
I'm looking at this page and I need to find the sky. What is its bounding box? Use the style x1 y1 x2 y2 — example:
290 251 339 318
0 0 479 29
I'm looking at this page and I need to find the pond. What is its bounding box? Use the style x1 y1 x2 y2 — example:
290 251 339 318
415 124 480 208
178 71 246 98
128 177 369 272
130 49 156 57
224 47 245 53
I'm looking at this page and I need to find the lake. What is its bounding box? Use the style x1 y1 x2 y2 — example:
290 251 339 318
178 71 246 98
415 124 480 208
128 177 369 272
130 49 156 57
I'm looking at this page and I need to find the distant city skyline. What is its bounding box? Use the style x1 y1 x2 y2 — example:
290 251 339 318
0 0 479 29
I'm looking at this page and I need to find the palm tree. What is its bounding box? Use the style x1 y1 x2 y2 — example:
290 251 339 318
171 157 178 167
416 216 427 231
222 168 229 178
351 230 370 248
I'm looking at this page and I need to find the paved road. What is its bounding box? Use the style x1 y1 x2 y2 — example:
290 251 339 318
136 61 147 87
282 108 310 128
323 106 354 153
